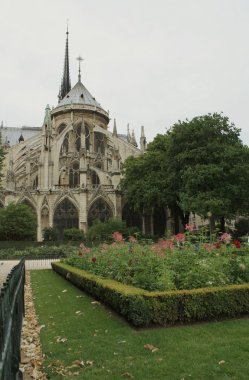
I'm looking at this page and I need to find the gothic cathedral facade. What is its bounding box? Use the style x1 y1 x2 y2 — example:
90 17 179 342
0 30 146 240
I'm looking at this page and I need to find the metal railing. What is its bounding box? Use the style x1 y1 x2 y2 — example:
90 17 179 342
0 259 25 380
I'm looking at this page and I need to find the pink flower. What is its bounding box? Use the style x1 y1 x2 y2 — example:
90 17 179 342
112 231 123 242
129 236 137 243
159 239 167 247
174 233 186 243
204 243 216 252
220 233 232 244
166 240 174 249
185 223 196 232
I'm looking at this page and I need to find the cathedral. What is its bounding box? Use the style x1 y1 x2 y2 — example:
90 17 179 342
0 30 146 241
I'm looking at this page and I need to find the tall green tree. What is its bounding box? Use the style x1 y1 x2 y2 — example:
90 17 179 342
0 203 37 241
121 113 249 232
168 113 249 228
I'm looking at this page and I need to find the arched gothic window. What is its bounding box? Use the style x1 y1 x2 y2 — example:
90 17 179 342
58 124 66 134
33 175 38 190
89 170 100 186
87 198 112 226
94 132 105 154
69 162 80 188
53 198 79 236
75 125 81 152
60 132 69 155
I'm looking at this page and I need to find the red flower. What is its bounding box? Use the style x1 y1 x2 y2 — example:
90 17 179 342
215 241 222 249
79 252 83 256
233 239 241 249
91 257 97 263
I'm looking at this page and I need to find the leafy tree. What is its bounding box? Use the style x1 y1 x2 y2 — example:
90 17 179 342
0 203 37 240
121 113 249 232
169 113 249 228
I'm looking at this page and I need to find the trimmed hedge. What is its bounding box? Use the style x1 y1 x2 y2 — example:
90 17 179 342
52 262 249 327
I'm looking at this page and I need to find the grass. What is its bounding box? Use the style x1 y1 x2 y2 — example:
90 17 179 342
31 270 249 380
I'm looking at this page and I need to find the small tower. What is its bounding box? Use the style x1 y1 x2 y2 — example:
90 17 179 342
131 130 137 147
42 104 52 150
58 26 71 101
112 119 118 137
140 126 147 153
127 123 131 143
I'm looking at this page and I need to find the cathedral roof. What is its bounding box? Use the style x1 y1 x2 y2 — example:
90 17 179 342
58 79 103 110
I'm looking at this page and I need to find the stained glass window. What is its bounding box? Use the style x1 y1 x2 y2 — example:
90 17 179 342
87 198 112 226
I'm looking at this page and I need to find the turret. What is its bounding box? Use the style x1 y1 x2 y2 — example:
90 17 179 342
140 125 147 153
131 129 137 147
42 105 52 150
112 119 118 137
127 123 131 143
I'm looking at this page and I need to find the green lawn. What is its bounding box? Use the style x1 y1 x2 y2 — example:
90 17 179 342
31 270 249 380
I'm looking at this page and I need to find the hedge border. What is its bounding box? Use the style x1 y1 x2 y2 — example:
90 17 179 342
52 262 249 327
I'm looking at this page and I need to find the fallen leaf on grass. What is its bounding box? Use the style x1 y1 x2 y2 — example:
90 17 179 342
121 372 134 378
144 344 159 353
86 360 93 366
56 337 68 343
118 340 126 344
91 301 100 305
219 360 225 365
62 289 67 293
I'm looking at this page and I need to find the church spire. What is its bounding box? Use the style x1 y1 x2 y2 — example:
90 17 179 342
58 26 71 101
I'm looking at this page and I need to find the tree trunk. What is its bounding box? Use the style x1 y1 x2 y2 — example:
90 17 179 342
220 216 225 232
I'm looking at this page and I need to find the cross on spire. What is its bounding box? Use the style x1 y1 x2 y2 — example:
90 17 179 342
76 56 84 82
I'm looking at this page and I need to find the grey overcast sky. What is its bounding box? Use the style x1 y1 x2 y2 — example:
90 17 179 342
1 0 249 144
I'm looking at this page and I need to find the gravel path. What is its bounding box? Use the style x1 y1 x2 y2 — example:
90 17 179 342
0 260 20 287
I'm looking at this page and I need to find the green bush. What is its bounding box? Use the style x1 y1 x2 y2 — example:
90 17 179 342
63 228 85 241
43 227 59 241
0 203 37 241
86 218 137 243
52 262 249 327
0 245 78 259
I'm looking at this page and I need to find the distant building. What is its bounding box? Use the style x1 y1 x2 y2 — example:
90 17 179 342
0 29 146 240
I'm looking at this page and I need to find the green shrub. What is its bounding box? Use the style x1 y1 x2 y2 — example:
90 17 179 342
0 203 37 241
63 228 85 241
43 227 59 241
0 245 78 259
86 218 137 243
52 262 249 327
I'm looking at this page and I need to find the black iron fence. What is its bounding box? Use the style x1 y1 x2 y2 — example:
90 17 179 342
0 259 25 380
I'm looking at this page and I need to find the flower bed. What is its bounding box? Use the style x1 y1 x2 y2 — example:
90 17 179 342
62 230 249 292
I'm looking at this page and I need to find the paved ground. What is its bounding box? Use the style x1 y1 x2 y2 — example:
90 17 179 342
0 260 20 287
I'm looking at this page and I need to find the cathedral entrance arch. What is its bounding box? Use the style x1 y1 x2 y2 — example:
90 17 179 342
53 198 79 236
87 198 113 226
